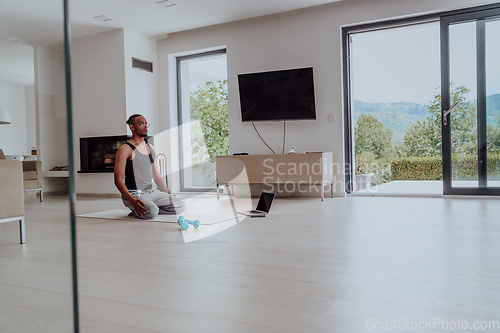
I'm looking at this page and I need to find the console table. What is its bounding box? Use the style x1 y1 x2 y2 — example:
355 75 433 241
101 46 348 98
216 152 334 200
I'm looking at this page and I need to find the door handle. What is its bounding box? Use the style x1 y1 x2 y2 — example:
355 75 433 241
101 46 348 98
443 101 459 126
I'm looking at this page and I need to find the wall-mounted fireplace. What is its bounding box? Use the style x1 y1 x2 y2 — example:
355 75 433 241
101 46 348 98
79 136 129 173
79 135 155 173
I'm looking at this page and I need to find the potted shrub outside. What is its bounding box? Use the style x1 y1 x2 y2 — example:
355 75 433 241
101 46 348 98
354 154 374 191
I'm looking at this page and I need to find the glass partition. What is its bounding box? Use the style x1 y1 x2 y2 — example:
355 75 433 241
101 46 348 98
0 0 76 331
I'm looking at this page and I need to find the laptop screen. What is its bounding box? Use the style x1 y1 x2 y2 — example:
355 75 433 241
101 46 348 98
255 192 275 213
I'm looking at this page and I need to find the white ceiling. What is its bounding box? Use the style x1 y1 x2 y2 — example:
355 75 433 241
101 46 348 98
0 0 343 86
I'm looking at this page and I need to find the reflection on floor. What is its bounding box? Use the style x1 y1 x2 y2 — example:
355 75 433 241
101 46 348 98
1 194 500 332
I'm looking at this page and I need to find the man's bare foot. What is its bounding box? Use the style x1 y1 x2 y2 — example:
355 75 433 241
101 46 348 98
128 212 134 216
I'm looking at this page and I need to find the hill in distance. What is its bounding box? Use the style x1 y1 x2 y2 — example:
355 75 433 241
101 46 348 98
486 93 500 126
353 100 428 142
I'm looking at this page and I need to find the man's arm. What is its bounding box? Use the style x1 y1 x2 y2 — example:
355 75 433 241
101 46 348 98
114 145 146 216
150 145 170 194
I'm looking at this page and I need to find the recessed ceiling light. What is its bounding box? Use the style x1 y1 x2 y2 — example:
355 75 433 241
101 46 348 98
2 37 21 42
93 15 112 22
157 0 176 8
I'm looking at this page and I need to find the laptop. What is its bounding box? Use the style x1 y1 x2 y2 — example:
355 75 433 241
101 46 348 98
239 192 275 218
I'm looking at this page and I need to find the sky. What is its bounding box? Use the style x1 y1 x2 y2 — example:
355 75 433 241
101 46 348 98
186 54 227 91
351 20 500 105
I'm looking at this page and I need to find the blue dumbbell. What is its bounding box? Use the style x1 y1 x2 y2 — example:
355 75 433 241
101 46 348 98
177 217 189 231
177 216 200 230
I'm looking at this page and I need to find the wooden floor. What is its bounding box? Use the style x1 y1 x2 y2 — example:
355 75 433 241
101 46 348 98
1 194 499 332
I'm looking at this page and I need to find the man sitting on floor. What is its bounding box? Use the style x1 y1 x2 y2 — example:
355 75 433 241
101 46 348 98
114 114 185 219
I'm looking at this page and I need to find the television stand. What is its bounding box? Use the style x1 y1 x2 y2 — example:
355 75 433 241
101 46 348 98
215 152 334 200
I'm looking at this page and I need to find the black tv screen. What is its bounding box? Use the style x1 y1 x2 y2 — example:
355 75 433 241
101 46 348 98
238 67 316 122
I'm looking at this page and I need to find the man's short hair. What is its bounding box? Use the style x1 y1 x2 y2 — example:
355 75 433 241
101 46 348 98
126 114 143 125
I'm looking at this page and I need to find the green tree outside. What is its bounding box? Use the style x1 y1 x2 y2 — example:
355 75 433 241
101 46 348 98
392 85 500 181
355 113 393 159
354 114 393 185
400 84 500 156
190 80 229 163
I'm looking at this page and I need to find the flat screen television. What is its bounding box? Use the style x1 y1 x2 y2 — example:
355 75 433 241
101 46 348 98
238 67 316 122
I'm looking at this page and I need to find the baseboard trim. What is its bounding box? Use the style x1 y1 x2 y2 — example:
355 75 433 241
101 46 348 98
77 193 121 198
25 191 65 197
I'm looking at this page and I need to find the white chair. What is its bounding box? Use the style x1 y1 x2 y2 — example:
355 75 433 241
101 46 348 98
0 149 43 202
0 160 26 244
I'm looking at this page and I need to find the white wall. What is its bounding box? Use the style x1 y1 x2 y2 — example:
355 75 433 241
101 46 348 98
34 46 68 169
34 46 68 192
71 29 158 194
71 29 127 194
25 85 36 154
71 28 160 195
157 0 497 196
124 29 159 135
0 82 28 155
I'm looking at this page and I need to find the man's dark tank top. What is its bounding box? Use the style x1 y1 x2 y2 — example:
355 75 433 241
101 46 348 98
124 142 155 191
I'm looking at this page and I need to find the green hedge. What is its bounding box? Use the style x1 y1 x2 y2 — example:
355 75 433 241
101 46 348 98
391 156 442 180
391 153 500 181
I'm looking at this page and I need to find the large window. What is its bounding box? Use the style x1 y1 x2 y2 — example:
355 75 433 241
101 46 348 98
177 50 228 192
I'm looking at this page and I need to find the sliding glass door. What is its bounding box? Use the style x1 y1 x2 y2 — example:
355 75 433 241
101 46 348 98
342 3 500 196
441 8 500 195
176 50 228 192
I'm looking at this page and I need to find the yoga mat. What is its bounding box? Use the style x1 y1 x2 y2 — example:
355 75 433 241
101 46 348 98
77 196 245 225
